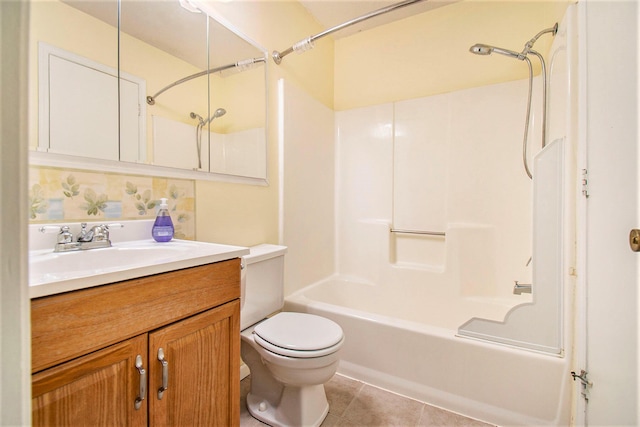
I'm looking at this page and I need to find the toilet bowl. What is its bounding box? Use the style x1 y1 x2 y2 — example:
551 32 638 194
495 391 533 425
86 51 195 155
240 245 344 427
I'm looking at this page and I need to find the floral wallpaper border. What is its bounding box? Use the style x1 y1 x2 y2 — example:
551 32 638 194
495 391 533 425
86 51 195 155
28 165 195 240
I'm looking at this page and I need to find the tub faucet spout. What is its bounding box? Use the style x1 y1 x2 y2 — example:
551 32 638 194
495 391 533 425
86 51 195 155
513 281 532 295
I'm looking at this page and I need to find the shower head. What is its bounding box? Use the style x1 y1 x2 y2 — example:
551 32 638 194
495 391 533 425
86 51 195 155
469 44 525 60
203 108 226 126
469 44 492 55
212 108 226 119
191 109 226 127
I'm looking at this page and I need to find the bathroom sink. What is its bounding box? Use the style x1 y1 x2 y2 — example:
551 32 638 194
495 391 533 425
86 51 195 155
29 239 248 298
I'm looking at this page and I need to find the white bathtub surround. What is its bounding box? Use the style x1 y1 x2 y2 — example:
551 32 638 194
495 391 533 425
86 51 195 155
279 79 336 297
335 80 537 304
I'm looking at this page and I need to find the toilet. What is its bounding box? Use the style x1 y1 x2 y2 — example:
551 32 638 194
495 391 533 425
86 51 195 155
240 244 344 427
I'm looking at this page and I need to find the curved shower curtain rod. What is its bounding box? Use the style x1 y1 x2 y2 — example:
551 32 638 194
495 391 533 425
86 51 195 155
272 0 427 64
146 56 266 105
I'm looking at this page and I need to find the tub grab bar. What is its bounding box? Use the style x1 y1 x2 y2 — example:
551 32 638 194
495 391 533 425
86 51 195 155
390 228 446 236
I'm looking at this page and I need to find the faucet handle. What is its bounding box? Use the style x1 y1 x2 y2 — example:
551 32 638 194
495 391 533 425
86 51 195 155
89 225 108 242
39 225 64 234
58 226 73 244
101 223 124 241
39 225 73 243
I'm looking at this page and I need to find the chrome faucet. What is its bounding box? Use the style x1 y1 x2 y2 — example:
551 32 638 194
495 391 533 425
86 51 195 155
513 281 532 295
40 223 124 252
77 223 110 243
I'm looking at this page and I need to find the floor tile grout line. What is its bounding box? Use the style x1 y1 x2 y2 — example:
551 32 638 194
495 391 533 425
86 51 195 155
336 380 364 422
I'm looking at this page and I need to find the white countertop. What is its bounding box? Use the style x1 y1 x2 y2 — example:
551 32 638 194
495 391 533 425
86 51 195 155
29 220 248 299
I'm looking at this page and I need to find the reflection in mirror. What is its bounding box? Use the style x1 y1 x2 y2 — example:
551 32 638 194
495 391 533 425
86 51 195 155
206 15 267 179
120 0 267 178
119 0 209 171
29 0 268 183
30 0 119 159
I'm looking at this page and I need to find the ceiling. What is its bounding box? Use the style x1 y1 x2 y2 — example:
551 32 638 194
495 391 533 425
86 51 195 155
298 0 457 38
63 0 263 71
63 0 456 70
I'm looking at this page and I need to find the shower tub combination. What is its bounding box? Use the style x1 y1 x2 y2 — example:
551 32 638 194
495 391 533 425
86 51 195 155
279 3 575 424
284 276 572 426
283 15 574 426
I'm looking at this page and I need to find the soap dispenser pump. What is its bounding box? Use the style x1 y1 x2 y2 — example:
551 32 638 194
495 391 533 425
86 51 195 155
152 198 174 242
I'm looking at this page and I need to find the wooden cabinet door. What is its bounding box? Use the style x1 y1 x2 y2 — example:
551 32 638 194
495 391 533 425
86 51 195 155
32 334 148 427
149 300 240 427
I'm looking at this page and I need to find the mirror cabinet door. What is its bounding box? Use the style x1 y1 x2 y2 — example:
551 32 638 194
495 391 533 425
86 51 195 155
32 0 119 160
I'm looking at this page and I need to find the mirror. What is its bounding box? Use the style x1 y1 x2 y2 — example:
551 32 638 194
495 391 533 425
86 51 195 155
29 0 268 183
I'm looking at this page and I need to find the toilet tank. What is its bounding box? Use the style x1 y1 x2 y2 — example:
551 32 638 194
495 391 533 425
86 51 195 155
241 244 288 330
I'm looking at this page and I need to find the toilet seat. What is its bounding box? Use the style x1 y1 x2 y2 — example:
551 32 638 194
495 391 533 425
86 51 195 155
253 312 344 358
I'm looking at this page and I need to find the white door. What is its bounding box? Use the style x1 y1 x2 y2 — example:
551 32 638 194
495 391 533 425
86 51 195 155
581 1 639 425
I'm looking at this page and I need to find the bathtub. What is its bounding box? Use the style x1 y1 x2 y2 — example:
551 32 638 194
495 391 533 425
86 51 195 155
284 276 572 426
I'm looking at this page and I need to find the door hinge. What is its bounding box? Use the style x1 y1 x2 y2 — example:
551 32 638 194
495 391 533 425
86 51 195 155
571 369 593 401
581 169 589 198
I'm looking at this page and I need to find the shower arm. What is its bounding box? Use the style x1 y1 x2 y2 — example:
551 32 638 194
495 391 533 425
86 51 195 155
272 0 426 64
146 57 265 105
522 23 559 56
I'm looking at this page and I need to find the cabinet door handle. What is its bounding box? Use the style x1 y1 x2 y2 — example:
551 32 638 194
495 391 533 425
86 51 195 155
134 355 146 410
157 348 169 400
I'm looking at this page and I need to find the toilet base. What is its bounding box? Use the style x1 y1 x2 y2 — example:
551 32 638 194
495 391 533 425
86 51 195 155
246 383 329 427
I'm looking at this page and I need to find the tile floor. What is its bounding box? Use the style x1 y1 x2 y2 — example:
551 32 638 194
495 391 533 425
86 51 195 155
240 374 495 427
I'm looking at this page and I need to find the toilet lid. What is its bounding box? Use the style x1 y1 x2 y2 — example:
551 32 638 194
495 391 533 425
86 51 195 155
253 312 344 357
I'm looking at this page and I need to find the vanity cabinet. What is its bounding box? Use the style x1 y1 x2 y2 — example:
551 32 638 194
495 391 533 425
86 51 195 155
31 259 241 426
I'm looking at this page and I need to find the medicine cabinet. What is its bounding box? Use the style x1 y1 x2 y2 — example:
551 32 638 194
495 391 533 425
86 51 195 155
30 0 268 184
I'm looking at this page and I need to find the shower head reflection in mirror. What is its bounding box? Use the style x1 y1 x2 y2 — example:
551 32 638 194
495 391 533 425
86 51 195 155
190 108 227 170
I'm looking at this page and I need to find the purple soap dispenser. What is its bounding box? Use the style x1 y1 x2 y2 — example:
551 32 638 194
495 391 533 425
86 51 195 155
152 198 174 242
